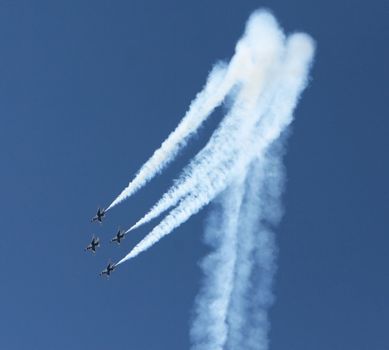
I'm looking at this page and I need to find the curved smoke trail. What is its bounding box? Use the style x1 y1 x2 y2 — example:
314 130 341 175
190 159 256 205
125 11 285 233
109 9 315 350
107 12 282 211
118 29 314 263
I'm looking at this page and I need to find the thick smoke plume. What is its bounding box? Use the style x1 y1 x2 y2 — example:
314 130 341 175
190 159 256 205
107 9 314 350
107 11 283 211
117 20 314 262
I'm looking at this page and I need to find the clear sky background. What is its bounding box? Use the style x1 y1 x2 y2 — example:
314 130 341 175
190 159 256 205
0 1 388 349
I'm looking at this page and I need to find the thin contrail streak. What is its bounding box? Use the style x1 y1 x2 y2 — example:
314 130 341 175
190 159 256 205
106 63 228 211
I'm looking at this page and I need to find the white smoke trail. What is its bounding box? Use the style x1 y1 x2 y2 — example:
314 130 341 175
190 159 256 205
107 11 281 211
106 63 228 211
224 159 268 350
126 11 285 232
190 143 285 350
226 143 285 350
105 9 315 350
126 30 314 234
190 178 246 350
116 31 314 264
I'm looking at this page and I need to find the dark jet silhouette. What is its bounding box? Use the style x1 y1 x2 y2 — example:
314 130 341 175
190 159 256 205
100 262 116 277
111 229 126 244
85 236 100 253
91 208 106 223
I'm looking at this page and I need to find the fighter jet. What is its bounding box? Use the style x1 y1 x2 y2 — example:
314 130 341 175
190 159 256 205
100 262 116 277
111 229 126 244
91 208 106 223
84 236 100 253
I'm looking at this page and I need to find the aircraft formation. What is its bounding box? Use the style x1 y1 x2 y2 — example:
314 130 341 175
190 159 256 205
85 208 125 277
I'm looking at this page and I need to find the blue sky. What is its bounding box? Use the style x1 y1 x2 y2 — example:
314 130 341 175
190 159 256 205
0 1 388 349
